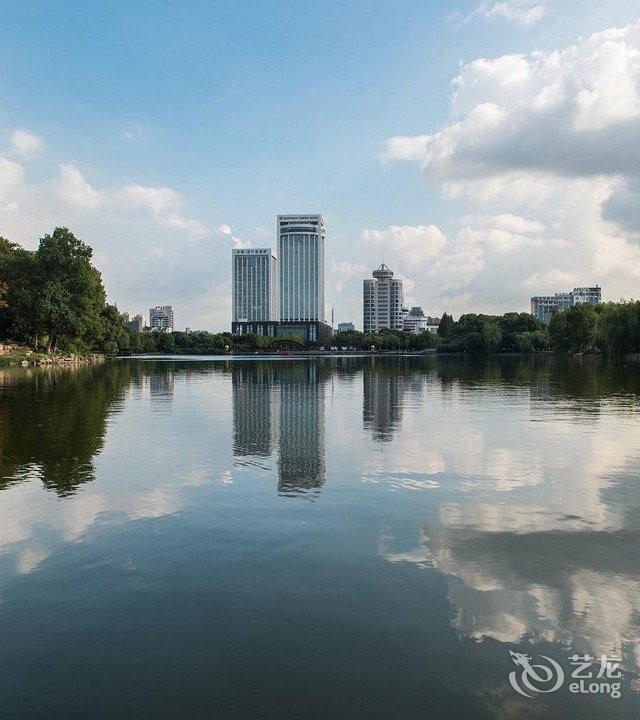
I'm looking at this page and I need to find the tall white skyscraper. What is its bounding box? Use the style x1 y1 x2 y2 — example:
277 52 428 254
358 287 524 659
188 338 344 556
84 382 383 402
277 214 326 322
363 264 404 333
232 248 278 322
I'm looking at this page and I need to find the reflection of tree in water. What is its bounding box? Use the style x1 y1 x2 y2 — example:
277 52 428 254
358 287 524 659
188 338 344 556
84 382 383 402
0 363 132 496
434 356 640 403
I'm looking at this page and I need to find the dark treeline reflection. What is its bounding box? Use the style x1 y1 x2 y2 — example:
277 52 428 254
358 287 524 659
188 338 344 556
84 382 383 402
0 363 132 494
432 355 640 399
1 356 638 499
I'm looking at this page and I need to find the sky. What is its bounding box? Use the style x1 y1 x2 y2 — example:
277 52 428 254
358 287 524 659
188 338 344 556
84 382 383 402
0 0 639 330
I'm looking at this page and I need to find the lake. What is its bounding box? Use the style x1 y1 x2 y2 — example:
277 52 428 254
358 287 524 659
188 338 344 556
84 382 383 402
0 356 639 718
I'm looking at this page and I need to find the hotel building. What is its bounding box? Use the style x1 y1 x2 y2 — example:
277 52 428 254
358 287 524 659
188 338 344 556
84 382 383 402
278 214 326 323
363 264 405 334
232 248 278 324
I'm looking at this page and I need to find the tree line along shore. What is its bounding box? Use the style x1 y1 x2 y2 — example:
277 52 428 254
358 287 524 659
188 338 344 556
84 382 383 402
1 227 640 365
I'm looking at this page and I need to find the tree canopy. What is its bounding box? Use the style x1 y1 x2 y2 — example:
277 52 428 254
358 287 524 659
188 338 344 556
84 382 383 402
0 228 124 353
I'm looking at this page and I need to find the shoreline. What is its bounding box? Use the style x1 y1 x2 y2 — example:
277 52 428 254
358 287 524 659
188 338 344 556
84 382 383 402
0 344 105 367
119 350 639 360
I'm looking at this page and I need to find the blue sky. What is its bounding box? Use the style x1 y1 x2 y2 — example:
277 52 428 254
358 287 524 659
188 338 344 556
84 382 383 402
1 0 639 329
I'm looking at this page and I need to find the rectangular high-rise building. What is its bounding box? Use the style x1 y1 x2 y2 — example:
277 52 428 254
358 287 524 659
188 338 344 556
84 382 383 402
277 214 326 322
363 264 405 333
232 248 278 322
149 305 174 332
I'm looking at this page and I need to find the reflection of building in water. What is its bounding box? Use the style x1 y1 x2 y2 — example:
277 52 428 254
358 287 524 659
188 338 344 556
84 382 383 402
230 361 328 496
232 364 278 456
149 369 175 400
362 361 405 441
277 363 326 495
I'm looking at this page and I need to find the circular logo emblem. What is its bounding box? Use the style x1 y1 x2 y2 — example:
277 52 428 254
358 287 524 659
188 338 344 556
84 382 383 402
508 650 565 698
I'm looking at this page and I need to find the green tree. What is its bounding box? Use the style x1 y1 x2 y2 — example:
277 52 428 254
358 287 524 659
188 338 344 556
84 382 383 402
96 304 129 355
596 301 640 355
1 241 41 345
499 312 542 351
549 304 598 354
438 312 454 339
34 228 106 353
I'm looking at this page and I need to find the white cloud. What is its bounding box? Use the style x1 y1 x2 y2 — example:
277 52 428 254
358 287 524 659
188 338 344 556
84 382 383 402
381 135 428 163
217 223 249 249
386 23 640 178
458 213 547 252
362 224 447 265
0 156 24 200
473 0 548 27
10 129 44 158
479 213 545 235
162 213 209 237
332 260 364 292
118 184 209 238
56 164 106 210
120 123 144 142
120 184 180 215
522 268 580 290
382 21 640 312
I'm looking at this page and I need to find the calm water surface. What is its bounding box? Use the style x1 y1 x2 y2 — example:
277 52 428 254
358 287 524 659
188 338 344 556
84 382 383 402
1 356 639 718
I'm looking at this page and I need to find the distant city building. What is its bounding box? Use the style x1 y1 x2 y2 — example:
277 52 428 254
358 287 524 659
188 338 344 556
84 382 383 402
338 322 355 332
278 214 326 323
572 287 602 305
126 314 145 333
232 248 278 323
531 286 601 324
363 264 404 334
149 305 174 332
402 307 441 334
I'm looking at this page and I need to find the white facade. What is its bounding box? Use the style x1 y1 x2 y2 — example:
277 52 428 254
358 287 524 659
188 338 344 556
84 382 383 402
531 286 601 324
363 264 404 333
149 305 174 332
278 214 326 322
403 307 440 334
232 248 278 322
572 287 602 305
